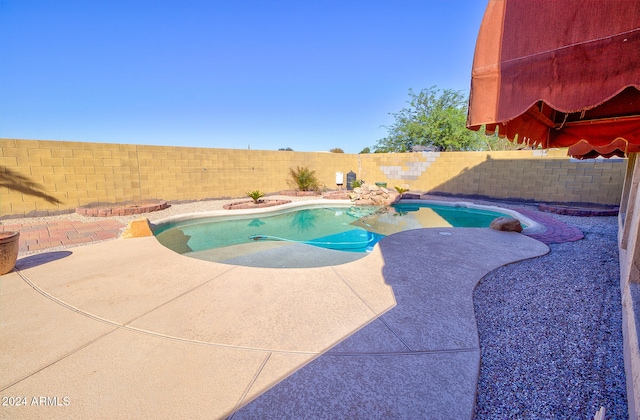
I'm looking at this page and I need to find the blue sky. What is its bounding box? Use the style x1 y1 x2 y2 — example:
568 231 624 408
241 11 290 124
0 1 487 153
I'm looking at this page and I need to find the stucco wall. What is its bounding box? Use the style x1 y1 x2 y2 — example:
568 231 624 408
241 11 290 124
0 138 627 217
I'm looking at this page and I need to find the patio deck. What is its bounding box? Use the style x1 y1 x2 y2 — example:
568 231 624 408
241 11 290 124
0 219 548 418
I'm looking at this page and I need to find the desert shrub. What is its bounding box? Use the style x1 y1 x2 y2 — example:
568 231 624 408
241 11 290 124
246 190 264 203
289 166 320 191
350 179 364 189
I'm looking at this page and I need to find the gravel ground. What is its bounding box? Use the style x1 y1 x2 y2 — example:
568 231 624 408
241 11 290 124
473 213 627 419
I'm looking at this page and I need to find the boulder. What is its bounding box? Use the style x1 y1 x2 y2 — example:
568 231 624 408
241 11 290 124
490 217 523 232
349 183 399 207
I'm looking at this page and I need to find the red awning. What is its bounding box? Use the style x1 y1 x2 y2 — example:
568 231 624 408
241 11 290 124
467 0 640 158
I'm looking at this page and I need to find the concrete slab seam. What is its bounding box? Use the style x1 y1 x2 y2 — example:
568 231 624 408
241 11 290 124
318 348 479 357
121 265 239 325
329 265 386 316
12 268 322 355
377 316 413 352
15 268 127 327
1 328 118 392
229 352 273 418
120 325 317 355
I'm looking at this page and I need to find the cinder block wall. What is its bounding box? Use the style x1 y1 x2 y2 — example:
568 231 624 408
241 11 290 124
0 139 358 217
0 139 626 217
358 149 626 205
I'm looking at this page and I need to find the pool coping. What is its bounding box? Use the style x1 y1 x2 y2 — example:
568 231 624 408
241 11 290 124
151 198 545 235
150 199 546 269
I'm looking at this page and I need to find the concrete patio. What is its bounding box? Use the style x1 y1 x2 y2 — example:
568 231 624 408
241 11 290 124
0 224 548 419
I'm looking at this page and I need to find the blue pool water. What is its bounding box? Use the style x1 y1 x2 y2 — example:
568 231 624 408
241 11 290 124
154 202 511 255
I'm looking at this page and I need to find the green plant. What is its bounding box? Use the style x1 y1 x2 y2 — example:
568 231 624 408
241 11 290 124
246 190 264 203
289 166 320 191
394 186 409 194
374 86 486 153
351 179 364 189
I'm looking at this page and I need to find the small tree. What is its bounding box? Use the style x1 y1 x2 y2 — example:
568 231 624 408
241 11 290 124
330 147 344 153
374 86 486 152
289 166 320 191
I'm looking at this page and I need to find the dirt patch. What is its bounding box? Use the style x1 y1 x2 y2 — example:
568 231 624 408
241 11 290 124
222 199 292 210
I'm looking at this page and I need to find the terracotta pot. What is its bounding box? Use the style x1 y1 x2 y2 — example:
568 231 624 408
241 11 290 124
0 231 20 275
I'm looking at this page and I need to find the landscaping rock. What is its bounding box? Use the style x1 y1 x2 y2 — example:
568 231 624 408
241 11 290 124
349 183 399 206
490 217 523 232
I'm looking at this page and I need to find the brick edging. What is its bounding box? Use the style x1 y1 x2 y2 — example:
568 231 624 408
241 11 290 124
76 201 169 217
517 208 584 244
538 203 619 217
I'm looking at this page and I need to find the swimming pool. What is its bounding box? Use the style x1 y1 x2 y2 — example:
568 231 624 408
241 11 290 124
153 200 533 266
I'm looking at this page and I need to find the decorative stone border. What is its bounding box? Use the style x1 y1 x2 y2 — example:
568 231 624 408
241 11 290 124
517 208 585 244
76 200 169 217
538 203 619 217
